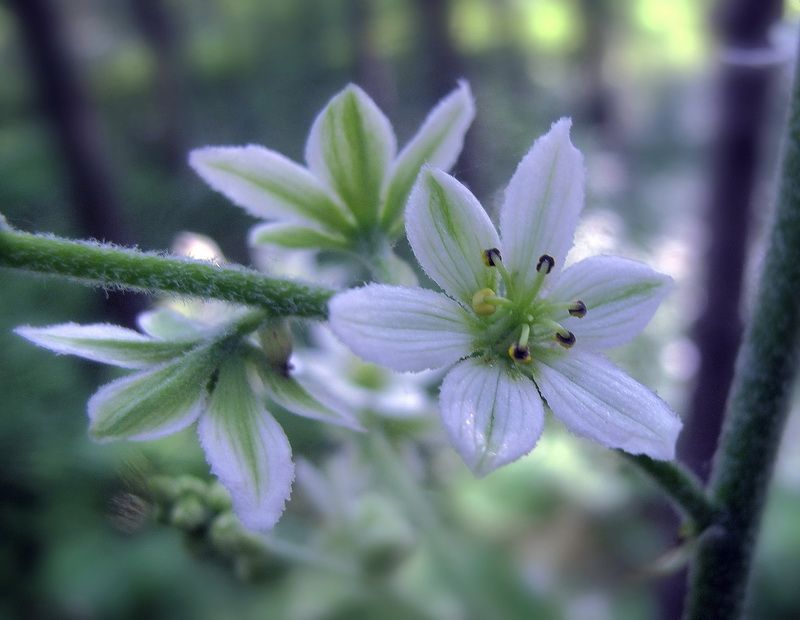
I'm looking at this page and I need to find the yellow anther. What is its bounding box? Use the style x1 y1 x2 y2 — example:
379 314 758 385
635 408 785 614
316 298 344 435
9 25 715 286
472 288 498 316
482 248 502 267
509 343 532 362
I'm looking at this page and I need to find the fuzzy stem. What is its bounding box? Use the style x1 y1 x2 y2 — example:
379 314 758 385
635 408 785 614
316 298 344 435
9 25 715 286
0 222 335 319
684 35 800 620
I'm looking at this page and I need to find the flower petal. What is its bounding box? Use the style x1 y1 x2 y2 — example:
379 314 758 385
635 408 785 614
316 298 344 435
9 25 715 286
329 284 475 372
406 168 499 305
305 85 396 225
137 308 207 341
382 81 476 231
548 255 674 350
439 358 545 476
261 369 362 431
189 146 352 230
198 357 294 530
16 323 195 369
87 351 214 441
248 221 350 252
533 350 682 460
500 119 584 295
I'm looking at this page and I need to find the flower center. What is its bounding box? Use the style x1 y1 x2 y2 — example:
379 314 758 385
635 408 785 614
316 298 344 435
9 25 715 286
473 248 587 362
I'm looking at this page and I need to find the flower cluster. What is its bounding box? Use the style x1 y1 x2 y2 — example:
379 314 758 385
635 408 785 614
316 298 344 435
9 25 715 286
190 82 474 282
329 119 682 476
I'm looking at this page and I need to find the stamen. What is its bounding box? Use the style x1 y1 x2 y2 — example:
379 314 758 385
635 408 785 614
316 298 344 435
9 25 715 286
481 247 514 297
555 331 576 348
518 323 531 348
482 248 502 267
536 254 555 274
509 343 532 362
472 288 498 316
568 300 587 318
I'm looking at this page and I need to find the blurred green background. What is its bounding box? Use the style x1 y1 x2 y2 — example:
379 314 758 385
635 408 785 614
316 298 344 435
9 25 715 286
2 0 800 618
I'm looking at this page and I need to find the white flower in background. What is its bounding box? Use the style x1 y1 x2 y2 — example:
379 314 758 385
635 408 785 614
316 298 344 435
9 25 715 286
16 234 360 531
329 120 682 476
297 325 439 422
189 82 474 282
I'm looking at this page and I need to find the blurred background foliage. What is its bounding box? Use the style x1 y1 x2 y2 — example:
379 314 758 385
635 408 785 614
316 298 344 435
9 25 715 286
1 0 800 618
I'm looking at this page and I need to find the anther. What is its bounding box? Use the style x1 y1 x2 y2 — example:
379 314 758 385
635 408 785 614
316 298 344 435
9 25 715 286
555 331 576 348
482 248 502 267
509 343 532 362
472 288 498 316
568 300 587 318
536 254 555 274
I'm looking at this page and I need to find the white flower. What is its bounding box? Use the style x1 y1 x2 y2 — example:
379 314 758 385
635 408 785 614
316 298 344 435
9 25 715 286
189 82 475 281
329 119 682 476
17 305 359 531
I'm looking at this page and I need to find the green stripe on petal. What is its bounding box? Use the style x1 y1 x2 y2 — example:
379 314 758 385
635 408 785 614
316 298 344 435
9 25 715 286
189 146 353 231
548 255 674 350
440 357 545 477
500 119 584 300
87 348 215 441
382 81 475 232
198 357 294 531
406 168 499 306
16 323 196 369
533 350 682 460
261 370 362 430
305 85 396 226
248 221 350 252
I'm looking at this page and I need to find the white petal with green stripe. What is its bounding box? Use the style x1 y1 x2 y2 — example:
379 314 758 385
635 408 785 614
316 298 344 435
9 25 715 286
198 356 294 531
189 145 353 231
87 348 215 440
382 80 475 231
305 85 396 225
262 370 362 430
249 221 350 252
16 323 195 369
136 308 208 341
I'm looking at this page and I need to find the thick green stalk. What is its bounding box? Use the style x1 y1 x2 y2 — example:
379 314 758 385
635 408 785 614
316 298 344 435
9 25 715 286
0 222 334 319
684 38 800 620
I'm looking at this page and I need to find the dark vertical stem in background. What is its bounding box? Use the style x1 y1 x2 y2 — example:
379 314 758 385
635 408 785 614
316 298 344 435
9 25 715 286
128 0 186 170
660 2 782 618
7 0 145 325
680 0 783 481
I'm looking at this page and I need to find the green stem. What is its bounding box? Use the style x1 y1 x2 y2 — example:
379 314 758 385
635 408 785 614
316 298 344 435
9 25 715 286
0 222 335 319
621 453 717 534
684 36 800 620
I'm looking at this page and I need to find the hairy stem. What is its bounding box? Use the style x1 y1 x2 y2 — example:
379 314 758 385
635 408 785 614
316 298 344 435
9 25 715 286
684 34 800 620
0 221 335 319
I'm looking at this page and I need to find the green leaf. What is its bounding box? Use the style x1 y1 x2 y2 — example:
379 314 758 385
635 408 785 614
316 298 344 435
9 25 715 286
198 356 294 530
382 81 475 233
16 323 196 369
88 347 216 440
305 85 396 226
